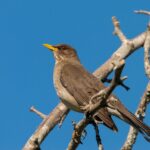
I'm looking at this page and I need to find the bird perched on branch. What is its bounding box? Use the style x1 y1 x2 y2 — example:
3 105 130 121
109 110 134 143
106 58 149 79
43 43 150 141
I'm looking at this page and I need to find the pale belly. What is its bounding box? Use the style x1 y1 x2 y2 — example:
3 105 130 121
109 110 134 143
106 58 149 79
56 87 82 112
53 63 82 112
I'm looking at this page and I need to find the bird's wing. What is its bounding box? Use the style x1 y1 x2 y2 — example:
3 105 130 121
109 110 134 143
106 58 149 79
60 63 103 106
60 63 118 131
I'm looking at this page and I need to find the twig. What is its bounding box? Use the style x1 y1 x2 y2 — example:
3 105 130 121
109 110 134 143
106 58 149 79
92 122 104 150
93 17 145 80
135 10 150 16
88 59 125 115
23 103 69 150
121 82 150 150
30 106 47 119
112 16 127 42
67 118 90 150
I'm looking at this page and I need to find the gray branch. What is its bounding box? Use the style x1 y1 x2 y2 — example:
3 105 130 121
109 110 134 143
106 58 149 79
121 82 150 150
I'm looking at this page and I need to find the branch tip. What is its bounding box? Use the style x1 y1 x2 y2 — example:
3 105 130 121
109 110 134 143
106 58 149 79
30 106 47 119
112 17 127 42
134 10 150 16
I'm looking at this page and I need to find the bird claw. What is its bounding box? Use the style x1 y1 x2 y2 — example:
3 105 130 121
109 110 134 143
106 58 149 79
91 89 107 101
80 90 107 115
80 104 91 114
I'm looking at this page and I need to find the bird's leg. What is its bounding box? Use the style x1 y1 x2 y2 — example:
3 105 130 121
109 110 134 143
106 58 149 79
90 89 107 102
91 121 104 150
80 100 93 113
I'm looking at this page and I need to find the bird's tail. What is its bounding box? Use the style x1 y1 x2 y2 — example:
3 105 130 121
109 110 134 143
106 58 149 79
108 98 150 141
94 107 118 132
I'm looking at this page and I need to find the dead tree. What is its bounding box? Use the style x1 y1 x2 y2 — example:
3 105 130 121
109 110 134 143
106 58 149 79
23 11 150 150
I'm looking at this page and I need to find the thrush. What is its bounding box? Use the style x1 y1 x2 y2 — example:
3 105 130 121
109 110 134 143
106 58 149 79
43 43 150 140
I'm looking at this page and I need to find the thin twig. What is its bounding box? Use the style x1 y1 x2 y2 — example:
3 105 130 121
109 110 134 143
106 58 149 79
93 17 144 80
135 10 150 16
30 106 47 119
92 122 104 150
67 118 90 150
112 16 127 42
88 59 125 115
23 103 69 150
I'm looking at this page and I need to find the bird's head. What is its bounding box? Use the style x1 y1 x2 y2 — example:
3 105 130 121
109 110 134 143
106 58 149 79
43 43 79 62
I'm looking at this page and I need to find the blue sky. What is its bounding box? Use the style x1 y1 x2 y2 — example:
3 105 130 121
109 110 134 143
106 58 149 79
0 0 150 150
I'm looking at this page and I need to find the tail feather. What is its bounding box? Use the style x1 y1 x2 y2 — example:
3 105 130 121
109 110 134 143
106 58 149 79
113 100 150 141
94 108 118 132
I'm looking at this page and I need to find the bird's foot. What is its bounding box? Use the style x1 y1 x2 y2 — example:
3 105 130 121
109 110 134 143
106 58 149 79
90 89 107 102
80 90 107 116
80 104 91 114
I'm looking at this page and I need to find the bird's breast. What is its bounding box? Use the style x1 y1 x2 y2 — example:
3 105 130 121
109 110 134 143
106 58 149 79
53 63 82 112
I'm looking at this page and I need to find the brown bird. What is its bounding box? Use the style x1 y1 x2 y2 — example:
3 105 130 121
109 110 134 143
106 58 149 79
43 43 150 140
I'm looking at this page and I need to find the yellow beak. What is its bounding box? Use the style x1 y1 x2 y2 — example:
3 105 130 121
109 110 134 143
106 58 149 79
43 44 58 52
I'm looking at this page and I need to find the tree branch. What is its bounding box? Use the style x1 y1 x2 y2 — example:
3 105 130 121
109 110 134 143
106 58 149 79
67 118 90 150
135 10 150 16
88 60 125 115
144 23 150 78
112 16 127 42
121 20 150 150
93 21 146 80
92 122 104 150
30 106 47 120
121 82 150 150
23 103 69 150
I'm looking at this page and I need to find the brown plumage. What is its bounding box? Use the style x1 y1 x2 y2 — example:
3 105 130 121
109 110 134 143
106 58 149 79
43 43 150 141
60 62 117 131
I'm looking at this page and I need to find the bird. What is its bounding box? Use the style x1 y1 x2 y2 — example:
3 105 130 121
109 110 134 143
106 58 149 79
43 43 150 141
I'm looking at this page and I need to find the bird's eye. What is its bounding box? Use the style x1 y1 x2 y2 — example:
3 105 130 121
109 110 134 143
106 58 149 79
59 47 62 50
59 46 65 51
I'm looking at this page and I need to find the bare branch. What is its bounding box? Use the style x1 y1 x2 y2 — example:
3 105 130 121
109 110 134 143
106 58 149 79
92 122 104 150
67 118 90 150
135 10 150 16
121 82 150 150
93 32 146 80
30 106 47 119
23 103 69 150
144 23 150 78
58 109 70 128
112 16 127 42
88 60 125 115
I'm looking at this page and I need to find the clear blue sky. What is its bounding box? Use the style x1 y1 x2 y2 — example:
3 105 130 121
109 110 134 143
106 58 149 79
0 0 150 150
